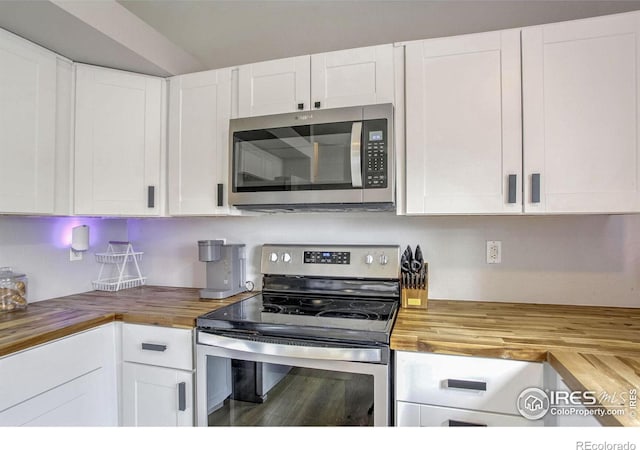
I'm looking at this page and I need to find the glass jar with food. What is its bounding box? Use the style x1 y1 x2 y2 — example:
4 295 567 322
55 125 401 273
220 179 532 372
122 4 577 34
0 267 28 312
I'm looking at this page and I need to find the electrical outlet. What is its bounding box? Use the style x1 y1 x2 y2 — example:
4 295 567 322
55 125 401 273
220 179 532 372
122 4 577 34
69 248 83 261
486 240 501 264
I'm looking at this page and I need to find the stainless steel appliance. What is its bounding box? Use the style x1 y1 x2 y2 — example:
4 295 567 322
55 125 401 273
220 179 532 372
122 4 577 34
198 240 247 299
196 244 400 426
228 104 394 211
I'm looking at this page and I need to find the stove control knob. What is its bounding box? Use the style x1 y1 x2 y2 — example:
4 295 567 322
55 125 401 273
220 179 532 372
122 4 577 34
269 252 278 263
282 252 292 263
365 254 374 265
379 254 388 265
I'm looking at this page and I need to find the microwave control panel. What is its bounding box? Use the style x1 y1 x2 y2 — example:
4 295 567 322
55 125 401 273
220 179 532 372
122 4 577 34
363 119 388 188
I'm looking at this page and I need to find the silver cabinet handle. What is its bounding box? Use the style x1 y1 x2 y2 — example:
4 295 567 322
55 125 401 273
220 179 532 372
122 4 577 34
448 419 487 427
446 379 487 391
178 382 186 411
350 122 363 188
531 173 541 203
508 174 517 204
141 343 167 352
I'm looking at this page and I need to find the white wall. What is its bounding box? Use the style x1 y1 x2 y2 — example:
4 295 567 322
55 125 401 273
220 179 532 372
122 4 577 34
0 216 128 302
128 213 640 308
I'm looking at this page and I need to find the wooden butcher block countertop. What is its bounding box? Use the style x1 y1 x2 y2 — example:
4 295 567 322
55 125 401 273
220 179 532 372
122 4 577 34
0 286 256 358
35 285 256 328
2 290 639 425
391 300 640 359
0 307 115 358
391 300 640 426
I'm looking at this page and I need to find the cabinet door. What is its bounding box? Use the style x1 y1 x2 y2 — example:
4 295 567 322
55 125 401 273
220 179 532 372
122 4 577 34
0 368 115 426
405 30 522 214
75 64 163 216
122 362 193 426
238 55 310 117
311 44 394 109
523 12 640 213
168 69 232 215
0 29 56 214
0 324 117 426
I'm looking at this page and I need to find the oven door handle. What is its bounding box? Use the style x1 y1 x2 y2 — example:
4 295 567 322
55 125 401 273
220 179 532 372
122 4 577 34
350 121 363 188
198 332 383 363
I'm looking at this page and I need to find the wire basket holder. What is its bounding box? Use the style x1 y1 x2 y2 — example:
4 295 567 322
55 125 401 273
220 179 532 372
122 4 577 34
92 241 146 292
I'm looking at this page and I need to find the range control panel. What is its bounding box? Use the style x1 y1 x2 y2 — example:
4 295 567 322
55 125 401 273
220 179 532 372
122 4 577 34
261 244 400 279
304 251 351 265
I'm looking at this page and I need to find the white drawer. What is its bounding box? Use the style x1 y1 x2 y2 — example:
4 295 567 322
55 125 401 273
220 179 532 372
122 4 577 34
123 324 193 371
397 401 542 427
395 351 543 415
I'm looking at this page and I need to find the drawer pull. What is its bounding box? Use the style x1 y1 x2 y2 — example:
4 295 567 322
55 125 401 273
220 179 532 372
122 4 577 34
141 343 167 352
147 185 155 208
446 379 487 391
448 419 487 427
531 173 541 203
217 183 224 207
178 382 186 411
507 174 517 204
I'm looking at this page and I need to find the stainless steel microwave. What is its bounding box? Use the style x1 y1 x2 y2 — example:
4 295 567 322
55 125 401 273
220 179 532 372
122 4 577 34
229 104 394 211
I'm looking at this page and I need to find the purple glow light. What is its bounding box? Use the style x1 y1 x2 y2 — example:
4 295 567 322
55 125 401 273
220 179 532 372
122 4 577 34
49 217 96 249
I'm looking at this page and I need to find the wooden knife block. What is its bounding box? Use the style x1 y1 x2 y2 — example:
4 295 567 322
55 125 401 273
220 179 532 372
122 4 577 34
401 265 428 309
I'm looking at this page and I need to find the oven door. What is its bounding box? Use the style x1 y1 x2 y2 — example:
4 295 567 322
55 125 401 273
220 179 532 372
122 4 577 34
196 332 390 426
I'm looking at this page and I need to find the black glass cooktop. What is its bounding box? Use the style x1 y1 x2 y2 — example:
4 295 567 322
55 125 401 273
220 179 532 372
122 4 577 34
197 293 399 345
260 293 396 320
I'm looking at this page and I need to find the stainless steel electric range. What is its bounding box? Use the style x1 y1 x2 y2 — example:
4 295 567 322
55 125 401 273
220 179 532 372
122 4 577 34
195 244 400 427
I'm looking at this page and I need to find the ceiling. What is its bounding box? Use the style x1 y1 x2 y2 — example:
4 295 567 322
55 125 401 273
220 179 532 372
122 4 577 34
1 0 640 77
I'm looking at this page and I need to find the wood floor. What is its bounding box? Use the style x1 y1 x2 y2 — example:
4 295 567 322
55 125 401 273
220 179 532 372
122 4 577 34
208 367 374 426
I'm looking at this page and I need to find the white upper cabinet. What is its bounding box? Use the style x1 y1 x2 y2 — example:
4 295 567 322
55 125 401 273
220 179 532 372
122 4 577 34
74 64 164 216
405 30 522 214
522 12 640 213
237 44 394 117
168 69 233 215
238 55 310 117
310 44 394 110
0 29 57 214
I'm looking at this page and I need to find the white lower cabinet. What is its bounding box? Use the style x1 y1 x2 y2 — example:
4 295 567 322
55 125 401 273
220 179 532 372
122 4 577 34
395 351 544 426
0 369 112 426
0 324 118 426
544 364 602 427
121 323 194 426
122 362 193 427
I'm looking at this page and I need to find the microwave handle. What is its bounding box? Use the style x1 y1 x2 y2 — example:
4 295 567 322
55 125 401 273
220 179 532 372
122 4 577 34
350 122 363 188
